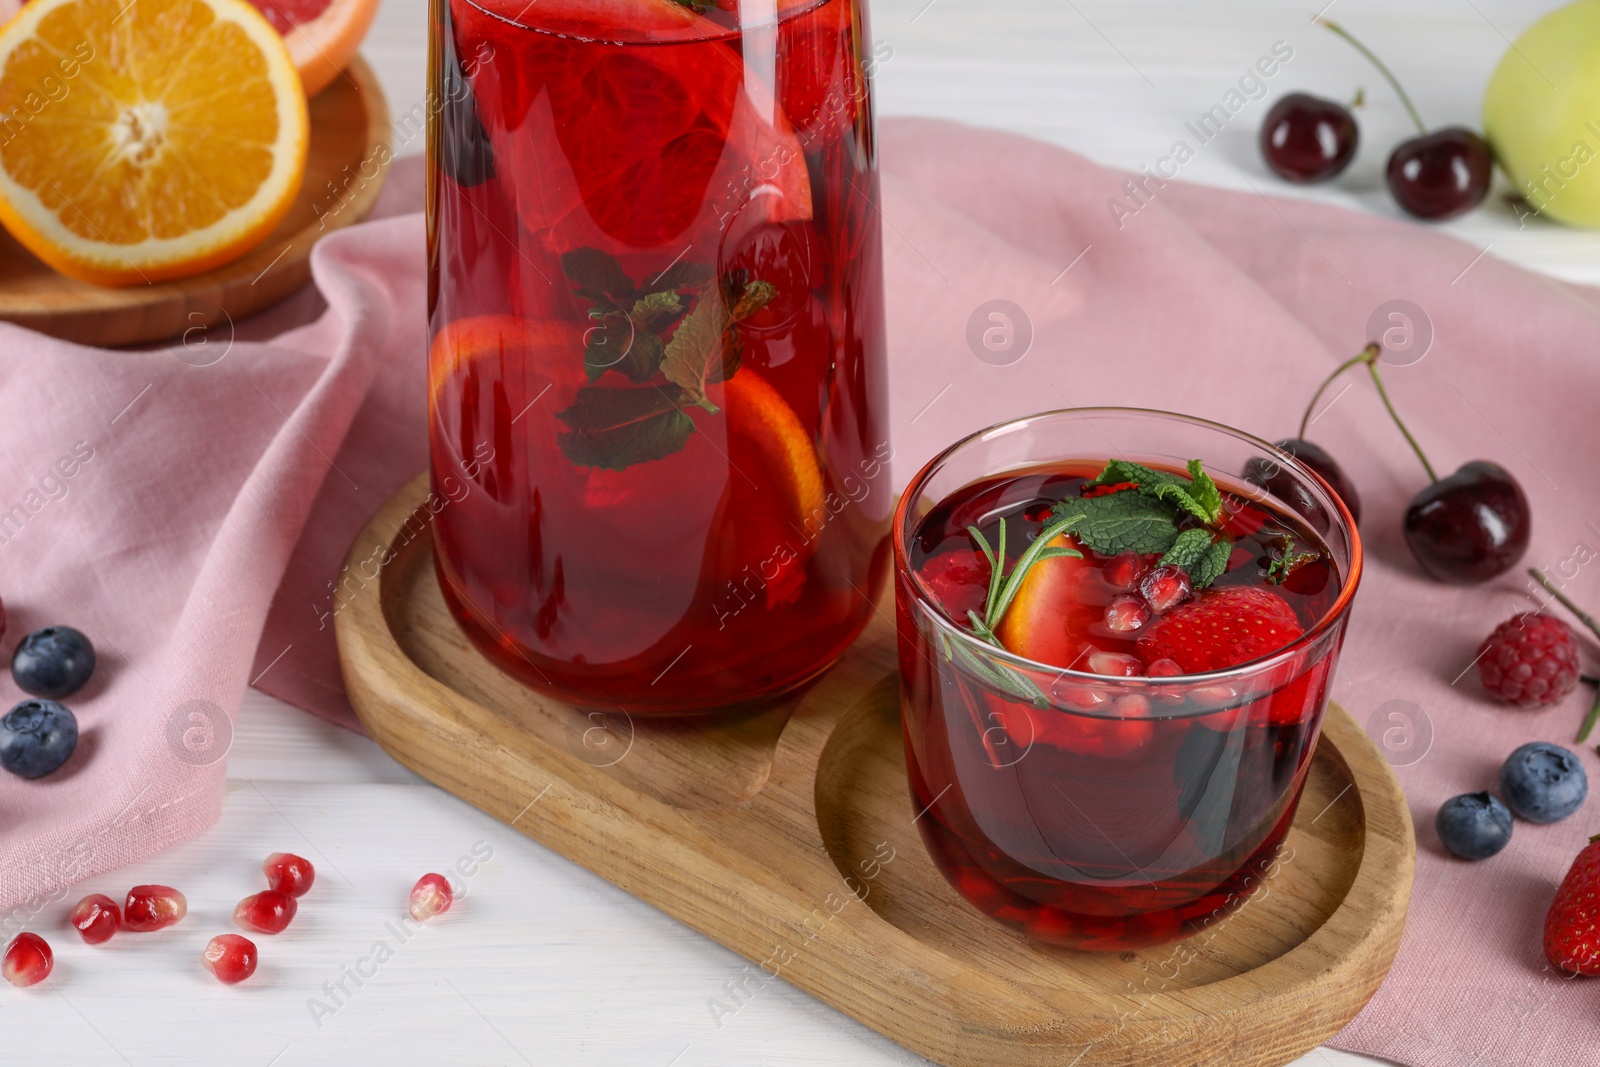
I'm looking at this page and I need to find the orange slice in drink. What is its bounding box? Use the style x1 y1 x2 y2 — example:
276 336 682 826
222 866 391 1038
0 0 308 286
243 0 381 98
721 369 825 538
996 532 1092 669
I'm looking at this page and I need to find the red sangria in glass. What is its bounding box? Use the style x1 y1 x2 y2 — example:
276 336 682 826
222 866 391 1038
893 409 1362 950
426 0 890 712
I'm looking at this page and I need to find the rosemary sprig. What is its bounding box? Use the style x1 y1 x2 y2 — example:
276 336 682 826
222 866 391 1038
964 514 1084 647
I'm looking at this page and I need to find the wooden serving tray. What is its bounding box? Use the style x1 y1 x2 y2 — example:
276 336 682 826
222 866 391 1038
336 474 1415 1067
0 57 390 347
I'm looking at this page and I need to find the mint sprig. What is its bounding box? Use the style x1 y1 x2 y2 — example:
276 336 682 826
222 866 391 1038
554 249 774 470
1264 536 1318 585
1053 458 1235 590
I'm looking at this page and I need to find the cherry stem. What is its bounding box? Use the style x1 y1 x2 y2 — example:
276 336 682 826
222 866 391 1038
1530 568 1600 645
1580 687 1600 745
1317 18 1427 135
1299 343 1380 439
1365 358 1438 483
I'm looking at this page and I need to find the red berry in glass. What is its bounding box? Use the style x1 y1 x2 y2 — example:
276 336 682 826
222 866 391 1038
1259 92 1358 182
2 932 52 987
898 458 1348 949
202 934 258 985
69 893 122 945
235 890 298 935
263 852 316 898
427 0 889 712
124 885 187 932
410 873 453 921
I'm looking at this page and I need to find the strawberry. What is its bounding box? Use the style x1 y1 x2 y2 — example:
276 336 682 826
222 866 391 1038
1135 586 1304 673
1544 834 1600 976
916 547 991 625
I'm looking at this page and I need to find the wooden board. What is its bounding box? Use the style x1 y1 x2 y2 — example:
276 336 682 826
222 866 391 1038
336 473 1415 1067
0 57 391 347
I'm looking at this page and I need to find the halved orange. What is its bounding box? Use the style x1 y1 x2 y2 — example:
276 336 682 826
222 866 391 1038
244 0 380 98
996 532 1092 669
0 0 309 286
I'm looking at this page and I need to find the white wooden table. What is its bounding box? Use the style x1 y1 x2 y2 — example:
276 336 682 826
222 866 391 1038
23 1 1594 1063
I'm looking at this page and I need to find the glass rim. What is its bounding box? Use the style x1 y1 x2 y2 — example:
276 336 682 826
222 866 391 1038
892 406 1364 691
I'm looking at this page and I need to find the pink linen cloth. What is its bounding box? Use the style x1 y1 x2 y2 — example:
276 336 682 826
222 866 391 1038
3 119 1599 1066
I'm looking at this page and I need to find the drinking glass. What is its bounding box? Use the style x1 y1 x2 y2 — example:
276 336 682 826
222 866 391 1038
893 409 1362 949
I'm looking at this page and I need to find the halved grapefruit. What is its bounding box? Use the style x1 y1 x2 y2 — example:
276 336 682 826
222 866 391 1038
245 0 379 97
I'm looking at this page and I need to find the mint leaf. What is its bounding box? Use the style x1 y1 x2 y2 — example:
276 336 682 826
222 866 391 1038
1088 460 1187 492
1151 482 1209 523
631 290 684 332
1089 457 1225 524
1265 537 1318 585
562 247 636 311
1159 528 1215 572
1185 459 1224 524
1157 528 1231 589
1196 539 1233 588
556 385 694 470
1051 492 1180 555
661 280 776 410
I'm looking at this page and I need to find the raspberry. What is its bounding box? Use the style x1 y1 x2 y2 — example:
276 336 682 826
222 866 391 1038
1477 613 1580 708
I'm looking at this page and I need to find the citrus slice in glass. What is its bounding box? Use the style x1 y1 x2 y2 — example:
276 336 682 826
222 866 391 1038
0 0 308 286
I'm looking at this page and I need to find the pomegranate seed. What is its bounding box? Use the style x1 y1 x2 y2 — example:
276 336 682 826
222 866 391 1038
1087 651 1143 677
1051 683 1108 711
3 933 52 987
124 885 187 932
1103 552 1146 590
69 893 122 945
1104 594 1151 633
262 852 315 898
234 890 297 935
409 873 454 921
202 934 258 984
1143 657 1186 704
1139 564 1192 613
1112 693 1151 718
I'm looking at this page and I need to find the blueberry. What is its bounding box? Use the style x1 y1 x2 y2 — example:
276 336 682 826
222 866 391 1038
1435 792 1513 859
0 699 78 779
12 626 95 699
1499 742 1589 824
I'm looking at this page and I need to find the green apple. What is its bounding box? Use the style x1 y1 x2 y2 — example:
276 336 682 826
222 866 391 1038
1483 0 1600 227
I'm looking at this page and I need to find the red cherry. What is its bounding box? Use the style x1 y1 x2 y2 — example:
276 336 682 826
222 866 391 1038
1404 461 1530 583
1386 127 1492 221
1260 93 1359 182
